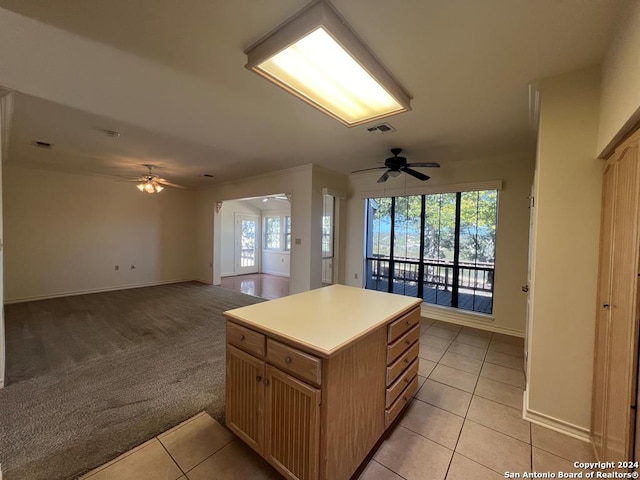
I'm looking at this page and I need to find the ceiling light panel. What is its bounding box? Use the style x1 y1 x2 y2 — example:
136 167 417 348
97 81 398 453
245 1 411 127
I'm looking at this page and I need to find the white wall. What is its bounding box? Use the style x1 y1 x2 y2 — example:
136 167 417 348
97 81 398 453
526 67 602 437
196 164 348 293
312 165 349 286
599 0 640 154
198 166 312 293
4 165 198 302
219 200 261 276
346 152 534 336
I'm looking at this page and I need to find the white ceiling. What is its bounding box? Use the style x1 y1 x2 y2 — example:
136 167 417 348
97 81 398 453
0 0 625 187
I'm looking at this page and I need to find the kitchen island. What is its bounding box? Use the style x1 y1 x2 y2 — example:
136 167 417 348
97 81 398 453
224 284 422 480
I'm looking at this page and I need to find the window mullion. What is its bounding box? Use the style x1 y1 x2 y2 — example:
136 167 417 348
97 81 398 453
452 192 462 307
389 197 396 294
417 195 426 300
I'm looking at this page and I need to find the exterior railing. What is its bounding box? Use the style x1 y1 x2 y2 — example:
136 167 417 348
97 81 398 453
365 256 494 293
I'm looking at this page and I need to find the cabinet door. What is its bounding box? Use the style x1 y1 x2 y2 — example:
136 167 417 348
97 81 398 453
264 365 320 480
591 160 617 459
605 143 640 462
226 345 265 453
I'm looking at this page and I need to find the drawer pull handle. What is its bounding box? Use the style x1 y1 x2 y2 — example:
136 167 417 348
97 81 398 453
285 356 292 364
256 375 262 382
404 378 410 383
406 319 411 325
404 358 410 364
240 334 245 341
403 396 409 402
405 340 410 345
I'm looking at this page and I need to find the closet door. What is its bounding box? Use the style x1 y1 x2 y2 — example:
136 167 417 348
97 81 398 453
591 160 617 459
605 142 640 462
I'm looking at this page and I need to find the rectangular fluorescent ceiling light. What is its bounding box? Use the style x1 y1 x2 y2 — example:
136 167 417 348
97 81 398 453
244 1 411 127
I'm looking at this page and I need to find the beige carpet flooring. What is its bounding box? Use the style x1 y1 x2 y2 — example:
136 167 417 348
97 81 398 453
0 282 263 480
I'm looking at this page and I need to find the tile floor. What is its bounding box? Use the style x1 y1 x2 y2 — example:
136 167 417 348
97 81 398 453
80 320 595 480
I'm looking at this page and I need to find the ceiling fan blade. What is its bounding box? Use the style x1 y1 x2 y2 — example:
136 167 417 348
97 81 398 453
402 167 430 181
352 166 388 173
156 178 186 189
377 171 390 183
407 162 440 168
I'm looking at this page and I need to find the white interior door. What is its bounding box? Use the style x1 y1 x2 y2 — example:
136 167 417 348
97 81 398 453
235 214 260 275
322 194 335 285
524 181 536 377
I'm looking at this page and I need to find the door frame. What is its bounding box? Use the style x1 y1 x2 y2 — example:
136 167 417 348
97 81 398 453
235 213 260 275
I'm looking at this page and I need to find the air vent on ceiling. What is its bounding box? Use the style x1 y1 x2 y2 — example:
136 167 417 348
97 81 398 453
31 140 52 149
366 122 396 134
103 129 121 138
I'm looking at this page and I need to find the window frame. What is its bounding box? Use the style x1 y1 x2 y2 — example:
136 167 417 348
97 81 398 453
263 213 291 253
364 188 498 315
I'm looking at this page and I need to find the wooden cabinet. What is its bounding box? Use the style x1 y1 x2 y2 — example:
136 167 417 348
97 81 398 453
591 130 640 463
224 286 421 480
226 345 265 452
384 311 420 428
265 365 320 480
226 338 320 480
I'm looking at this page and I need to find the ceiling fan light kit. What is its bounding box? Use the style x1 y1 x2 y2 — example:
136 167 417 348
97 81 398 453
131 164 185 194
137 181 164 194
244 1 411 127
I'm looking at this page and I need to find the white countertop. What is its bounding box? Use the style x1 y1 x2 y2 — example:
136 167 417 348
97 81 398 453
224 284 422 356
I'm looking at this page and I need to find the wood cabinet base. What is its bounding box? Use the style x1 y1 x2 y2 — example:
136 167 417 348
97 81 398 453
225 299 421 480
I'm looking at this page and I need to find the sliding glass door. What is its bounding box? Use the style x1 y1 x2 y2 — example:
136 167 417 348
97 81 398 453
365 190 497 314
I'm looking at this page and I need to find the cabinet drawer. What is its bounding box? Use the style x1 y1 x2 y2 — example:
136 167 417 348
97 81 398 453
387 325 420 365
386 341 419 385
388 308 421 343
227 322 265 358
267 339 322 386
385 375 418 429
386 359 419 408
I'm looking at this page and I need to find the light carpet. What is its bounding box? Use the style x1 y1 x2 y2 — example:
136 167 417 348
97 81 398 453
0 282 264 480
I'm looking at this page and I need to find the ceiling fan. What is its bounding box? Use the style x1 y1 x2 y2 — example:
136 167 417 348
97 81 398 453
129 164 185 193
262 195 289 202
352 148 440 183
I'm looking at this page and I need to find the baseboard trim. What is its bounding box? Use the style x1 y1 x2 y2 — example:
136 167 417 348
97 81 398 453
220 272 235 278
4 279 199 304
421 304 525 337
522 388 591 442
261 270 290 278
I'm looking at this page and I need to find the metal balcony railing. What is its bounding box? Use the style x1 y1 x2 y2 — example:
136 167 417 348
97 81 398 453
365 256 494 314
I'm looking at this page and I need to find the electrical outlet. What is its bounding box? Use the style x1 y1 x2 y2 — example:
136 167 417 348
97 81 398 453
295 238 302 245
130 265 136 270
114 265 119 271
354 273 358 279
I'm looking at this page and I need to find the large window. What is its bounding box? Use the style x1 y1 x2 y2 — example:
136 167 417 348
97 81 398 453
365 190 498 314
264 215 291 251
